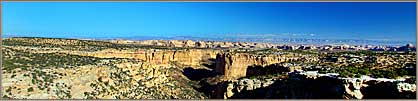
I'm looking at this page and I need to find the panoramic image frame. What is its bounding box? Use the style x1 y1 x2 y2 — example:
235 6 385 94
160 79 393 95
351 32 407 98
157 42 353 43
1 1 417 100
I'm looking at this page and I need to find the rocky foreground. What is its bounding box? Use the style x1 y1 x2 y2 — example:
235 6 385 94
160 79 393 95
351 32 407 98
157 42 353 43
1 37 417 99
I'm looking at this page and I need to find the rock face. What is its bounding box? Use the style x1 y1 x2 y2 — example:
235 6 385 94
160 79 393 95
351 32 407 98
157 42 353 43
215 52 318 80
215 53 276 80
225 83 235 98
397 83 417 92
140 49 218 66
343 79 364 99
220 78 276 99
86 49 219 66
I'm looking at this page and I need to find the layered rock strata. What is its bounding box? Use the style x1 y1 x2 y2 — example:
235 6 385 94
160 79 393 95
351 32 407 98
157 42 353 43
215 52 318 80
85 49 220 66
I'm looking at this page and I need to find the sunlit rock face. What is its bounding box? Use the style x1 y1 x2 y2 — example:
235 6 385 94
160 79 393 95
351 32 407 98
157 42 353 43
139 49 219 66
342 79 364 99
214 52 318 80
83 49 220 66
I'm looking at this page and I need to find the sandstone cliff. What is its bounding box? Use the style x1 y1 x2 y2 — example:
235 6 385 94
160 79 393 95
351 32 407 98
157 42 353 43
84 49 220 66
215 52 318 80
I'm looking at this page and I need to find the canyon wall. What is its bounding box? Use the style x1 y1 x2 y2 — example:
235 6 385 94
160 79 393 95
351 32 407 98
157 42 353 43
215 52 319 80
85 49 220 66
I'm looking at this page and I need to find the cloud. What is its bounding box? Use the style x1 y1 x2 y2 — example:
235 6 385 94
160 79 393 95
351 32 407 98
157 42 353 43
310 34 315 36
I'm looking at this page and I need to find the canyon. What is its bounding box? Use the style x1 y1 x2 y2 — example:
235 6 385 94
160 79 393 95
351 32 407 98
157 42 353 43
2 37 416 99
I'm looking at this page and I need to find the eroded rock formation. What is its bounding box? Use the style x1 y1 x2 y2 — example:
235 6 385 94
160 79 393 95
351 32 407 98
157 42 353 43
343 79 364 99
84 49 220 66
215 74 417 99
215 52 318 80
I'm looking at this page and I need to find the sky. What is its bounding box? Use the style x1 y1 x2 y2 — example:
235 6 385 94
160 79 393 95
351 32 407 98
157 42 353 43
2 2 417 42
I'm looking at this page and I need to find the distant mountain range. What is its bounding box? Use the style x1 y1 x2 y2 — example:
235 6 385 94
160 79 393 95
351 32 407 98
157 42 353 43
2 34 415 46
120 36 415 46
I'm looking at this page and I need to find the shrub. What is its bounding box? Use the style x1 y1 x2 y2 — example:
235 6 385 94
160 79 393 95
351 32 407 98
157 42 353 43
27 87 34 92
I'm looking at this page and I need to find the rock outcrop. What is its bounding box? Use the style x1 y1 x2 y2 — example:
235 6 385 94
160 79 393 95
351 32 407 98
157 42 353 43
220 78 276 99
214 73 417 99
85 49 220 66
343 79 364 99
215 52 318 80
397 82 417 92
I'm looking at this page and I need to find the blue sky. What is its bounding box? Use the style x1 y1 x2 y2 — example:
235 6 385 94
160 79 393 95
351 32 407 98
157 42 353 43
2 2 417 42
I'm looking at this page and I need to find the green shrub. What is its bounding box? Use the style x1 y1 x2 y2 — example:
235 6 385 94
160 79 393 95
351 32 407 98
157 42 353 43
27 87 34 92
